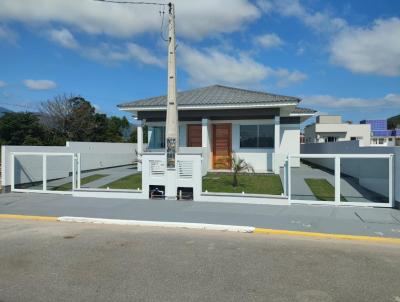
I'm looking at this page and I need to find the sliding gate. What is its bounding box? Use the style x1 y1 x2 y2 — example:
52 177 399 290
11 152 78 194
287 154 394 208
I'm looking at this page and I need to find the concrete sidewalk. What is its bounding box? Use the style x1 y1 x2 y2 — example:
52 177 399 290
0 192 400 238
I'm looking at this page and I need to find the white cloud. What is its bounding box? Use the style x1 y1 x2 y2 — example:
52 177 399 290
23 79 57 90
302 93 400 108
179 45 270 86
179 45 307 88
0 24 17 43
330 18 400 76
259 0 346 33
48 28 78 49
0 80 6 88
0 0 259 39
274 69 308 87
47 28 163 67
254 33 283 49
126 43 164 67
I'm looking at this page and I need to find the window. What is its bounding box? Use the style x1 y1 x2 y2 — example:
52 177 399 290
378 138 385 144
240 125 274 148
149 126 165 149
324 137 337 143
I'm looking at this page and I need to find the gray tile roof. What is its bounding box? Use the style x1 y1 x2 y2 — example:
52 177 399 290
118 84 302 109
292 107 317 114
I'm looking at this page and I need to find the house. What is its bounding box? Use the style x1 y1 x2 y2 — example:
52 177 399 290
304 115 371 146
360 119 400 146
118 84 315 173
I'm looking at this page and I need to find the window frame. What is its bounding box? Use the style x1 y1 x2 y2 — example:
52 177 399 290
239 124 275 149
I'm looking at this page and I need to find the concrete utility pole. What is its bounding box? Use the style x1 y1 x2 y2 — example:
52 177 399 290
164 1 179 200
165 1 178 170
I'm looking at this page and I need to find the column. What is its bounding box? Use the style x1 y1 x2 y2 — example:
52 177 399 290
274 116 280 173
201 118 209 174
137 120 143 172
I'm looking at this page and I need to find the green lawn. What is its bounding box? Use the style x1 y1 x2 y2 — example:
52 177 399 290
304 178 347 201
202 173 283 195
50 174 109 191
100 173 142 190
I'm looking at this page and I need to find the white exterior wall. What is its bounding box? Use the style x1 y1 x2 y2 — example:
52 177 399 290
2 142 138 187
231 120 274 173
279 124 300 168
147 119 301 173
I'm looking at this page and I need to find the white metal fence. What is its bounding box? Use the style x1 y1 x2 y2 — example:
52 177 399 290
11 152 76 195
287 154 394 207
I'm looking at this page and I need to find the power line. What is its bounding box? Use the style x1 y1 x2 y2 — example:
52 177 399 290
93 0 170 42
94 0 167 6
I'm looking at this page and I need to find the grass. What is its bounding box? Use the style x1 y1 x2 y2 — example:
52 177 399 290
100 173 142 190
51 174 109 191
304 178 347 201
202 173 283 195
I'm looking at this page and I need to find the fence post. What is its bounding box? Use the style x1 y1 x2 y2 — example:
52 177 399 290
389 154 394 207
10 153 15 191
43 154 47 192
334 155 341 204
287 156 291 203
77 153 81 189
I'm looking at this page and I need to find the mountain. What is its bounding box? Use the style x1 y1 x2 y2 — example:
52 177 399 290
0 106 12 117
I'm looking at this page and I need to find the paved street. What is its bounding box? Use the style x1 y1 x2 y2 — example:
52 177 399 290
0 219 399 302
1 192 400 238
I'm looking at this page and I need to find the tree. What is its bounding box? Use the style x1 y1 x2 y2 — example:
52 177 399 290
388 114 400 129
231 154 254 187
106 116 130 142
0 112 48 146
40 95 132 144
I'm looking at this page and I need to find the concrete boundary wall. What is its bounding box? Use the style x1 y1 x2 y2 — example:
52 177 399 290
301 141 400 204
1 142 140 188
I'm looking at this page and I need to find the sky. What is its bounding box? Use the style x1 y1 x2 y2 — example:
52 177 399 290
0 0 399 126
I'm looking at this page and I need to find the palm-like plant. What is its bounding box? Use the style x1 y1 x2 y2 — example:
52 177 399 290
231 154 254 187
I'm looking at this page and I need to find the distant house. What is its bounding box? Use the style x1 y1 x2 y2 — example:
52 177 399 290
304 115 371 146
118 84 315 173
361 119 400 146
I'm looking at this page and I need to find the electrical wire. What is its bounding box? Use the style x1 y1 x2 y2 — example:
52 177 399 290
94 0 167 6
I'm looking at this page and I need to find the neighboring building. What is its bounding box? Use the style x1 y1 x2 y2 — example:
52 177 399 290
304 115 371 146
118 84 316 173
360 119 400 146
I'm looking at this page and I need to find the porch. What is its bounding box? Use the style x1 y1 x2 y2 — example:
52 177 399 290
136 115 293 175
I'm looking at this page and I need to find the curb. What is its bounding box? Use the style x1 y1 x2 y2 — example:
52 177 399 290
57 216 255 233
2 214 400 244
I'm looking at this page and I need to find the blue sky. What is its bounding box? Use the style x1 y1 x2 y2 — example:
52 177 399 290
0 0 399 126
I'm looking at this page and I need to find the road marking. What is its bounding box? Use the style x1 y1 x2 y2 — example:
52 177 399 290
254 228 400 244
58 216 255 233
0 214 58 222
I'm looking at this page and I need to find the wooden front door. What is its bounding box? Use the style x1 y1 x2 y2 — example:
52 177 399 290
187 124 202 147
212 124 232 169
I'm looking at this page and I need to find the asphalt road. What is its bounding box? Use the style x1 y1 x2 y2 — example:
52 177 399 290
1 219 400 302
